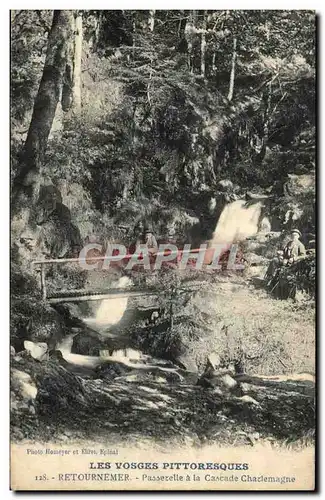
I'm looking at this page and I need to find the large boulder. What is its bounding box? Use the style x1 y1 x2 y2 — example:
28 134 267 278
35 356 91 417
24 340 49 361
33 184 82 258
11 367 38 440
11 298 65 353
244 252 269 266
174 353 198 373
197 355 238 393
95 360 133 380
71 330 107 356
11 368 38 404
284 172 315 197
37 203 82 258
217 179 234 192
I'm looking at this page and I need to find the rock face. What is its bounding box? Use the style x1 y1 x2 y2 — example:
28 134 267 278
71 330 106 356
284 172 315 197
175 353 198 373
11 367 38 440
95 360 133 380
11 298 65 353
37 203 82 258
10 346 315 447
198 356 239 392
24 341 49 361
35 184 82 258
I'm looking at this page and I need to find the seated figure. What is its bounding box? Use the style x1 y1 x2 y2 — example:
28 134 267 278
135 224 158 255
278 229 306 264
265 229 306 285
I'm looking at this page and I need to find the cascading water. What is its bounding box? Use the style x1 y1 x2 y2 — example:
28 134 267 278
57 276 134 365
204 199 265 264
84 276 132 332
211 199 264 244
203 199 265 263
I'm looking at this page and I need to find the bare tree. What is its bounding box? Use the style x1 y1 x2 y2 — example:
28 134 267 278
148 10 155 32
61 12 83 113
227 37 237 102
200 11 207 77
71 12 83 111
256 81 272 163
185 11 196 73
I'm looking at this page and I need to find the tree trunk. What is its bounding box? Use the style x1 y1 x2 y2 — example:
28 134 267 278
72 12 83 111
177 12 188 54
61 13 82 113
132 18 136 60
227 37 237 102
185 12 195 73
148 10 155 32
200 11 206 77
212 52 216 73
257 82 272 163
122 168 135 201
11 10 74 238
177 11 185 37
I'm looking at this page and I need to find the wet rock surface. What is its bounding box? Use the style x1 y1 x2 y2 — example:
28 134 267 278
71 330 107 356
11 298 66 353
10 342 315 447
10 267 315 447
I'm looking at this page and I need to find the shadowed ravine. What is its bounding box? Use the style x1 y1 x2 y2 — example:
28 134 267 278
11 10 315 461
11 200 315 446
11 280 315 448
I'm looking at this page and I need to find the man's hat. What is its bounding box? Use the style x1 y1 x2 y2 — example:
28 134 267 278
291 229 302 237
144 224 153 233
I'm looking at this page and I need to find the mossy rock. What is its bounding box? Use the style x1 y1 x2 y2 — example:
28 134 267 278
71 331 106 356
11 298 65 352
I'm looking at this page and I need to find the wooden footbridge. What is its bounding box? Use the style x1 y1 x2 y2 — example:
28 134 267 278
32 251 206 304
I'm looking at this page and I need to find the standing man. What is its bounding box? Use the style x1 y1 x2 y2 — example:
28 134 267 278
133 224 158 271
134 223 158 254
142 225 158 255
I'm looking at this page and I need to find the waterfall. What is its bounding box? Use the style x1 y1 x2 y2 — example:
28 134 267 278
56 276 134 365
84 276 132 331
211 199 263 245
94 296 129 326
204 199 264 263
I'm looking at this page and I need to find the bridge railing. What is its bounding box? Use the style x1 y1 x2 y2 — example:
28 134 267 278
31 248 207 302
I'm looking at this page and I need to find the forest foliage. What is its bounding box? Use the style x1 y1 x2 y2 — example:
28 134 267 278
11 9 315 242
10 10 316 403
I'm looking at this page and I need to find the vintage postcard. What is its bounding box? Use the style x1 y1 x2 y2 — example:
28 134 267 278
10 9 316 491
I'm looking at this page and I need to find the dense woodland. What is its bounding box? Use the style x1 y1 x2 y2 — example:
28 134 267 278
10 11 315 446
11 10 315 243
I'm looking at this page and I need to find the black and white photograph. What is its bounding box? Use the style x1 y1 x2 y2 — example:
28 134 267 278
10 9 316 491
